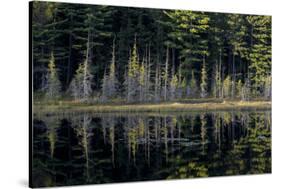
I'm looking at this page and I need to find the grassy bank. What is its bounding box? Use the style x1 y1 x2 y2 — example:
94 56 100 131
33 100 271 115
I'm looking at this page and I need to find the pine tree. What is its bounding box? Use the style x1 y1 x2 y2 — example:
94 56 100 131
139 57 145 102
69 62 84 100
154 63 161 102
236 80 243 99
81 29 93 102
178 71 187 99
200 55 208 98
101 70 109 102
143 44 152 101
32 3 271 104
163 10 210 76
126 36 141 103
212 63 221 98
169 74 178 100
264 75 271 100
189 70 198 97
102 37 118 102
108 44 118 98
164 46 169 101
69 29 93 102
241 78 251 101
223 76 232 99
247 15 271 97
32 2 68 91
208 13 225 99
45 52 61 99
227 14 247 99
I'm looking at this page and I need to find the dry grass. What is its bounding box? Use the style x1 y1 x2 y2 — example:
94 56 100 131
33 100 271 115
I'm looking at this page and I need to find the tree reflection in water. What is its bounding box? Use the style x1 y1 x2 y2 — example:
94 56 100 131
32 111 271 187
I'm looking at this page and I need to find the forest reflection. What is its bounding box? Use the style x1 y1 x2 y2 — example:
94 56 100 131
32 111 271 187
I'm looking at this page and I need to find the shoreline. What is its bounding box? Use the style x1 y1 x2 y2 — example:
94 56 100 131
33 100 271 114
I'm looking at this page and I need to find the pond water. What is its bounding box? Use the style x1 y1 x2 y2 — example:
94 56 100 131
32 110 271 187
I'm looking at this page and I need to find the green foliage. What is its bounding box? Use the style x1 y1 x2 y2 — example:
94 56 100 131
69 58 93 102
236 80 243 99
189 70 198 97
102 38 118 101
212 64 222 98
128 38 140 78
264 75 271 99
164 10 210 70
32 2 271 103
32 111 271 187
200 59 208 98
223 76 232 98
45 52 61 99
169 74 178 100
69 62 84 100
126 38 142 102
241 78 251 101
247 16 271 95
167 162 208 179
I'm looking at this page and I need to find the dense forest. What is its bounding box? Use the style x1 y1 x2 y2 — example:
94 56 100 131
32 2 271 103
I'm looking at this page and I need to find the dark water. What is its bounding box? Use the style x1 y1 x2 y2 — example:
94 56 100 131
32 111 271 187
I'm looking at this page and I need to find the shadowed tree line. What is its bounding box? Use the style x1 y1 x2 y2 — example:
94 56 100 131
32 2 271 103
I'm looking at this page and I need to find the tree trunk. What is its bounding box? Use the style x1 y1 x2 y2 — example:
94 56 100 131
232 51 236 99
219 49 222 98
172 48 175 76
164 47 169 101
147 43 151 101
66 14 73 85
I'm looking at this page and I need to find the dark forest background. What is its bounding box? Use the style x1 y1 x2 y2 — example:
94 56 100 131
31 1 271 103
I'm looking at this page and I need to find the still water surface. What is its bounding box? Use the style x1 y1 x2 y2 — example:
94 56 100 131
32 110 271 187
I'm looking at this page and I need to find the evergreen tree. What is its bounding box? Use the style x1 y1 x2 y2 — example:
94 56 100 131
247 16 271 96
226 14 248 99
69 62 84 100
200 55 208 98
208 13 226 99
241 78 251 101
139 57 146 102
264 75 271 100
32 2 271 103
223 76 232 99
154 63 161 102
126 36 141 103
81 29 93 102
69 29 93 102
163 10 210 77
45 52 61 99
236 80 243 99
212 63 222 98
163 46 169 101
102 37 118 101
101 71 109 102
143 44 152 101
108 41 118 98
189 70 198 97
169 74 178 100
178 76 187 98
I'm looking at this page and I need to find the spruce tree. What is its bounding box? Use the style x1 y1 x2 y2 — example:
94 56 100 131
69 62 84 101
102 37 118 101
247 15 271 96
169 74 178 100
45 52 61 100
126 36 141 103
189 70 198 97
200 55 208 98
223 76 232 99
